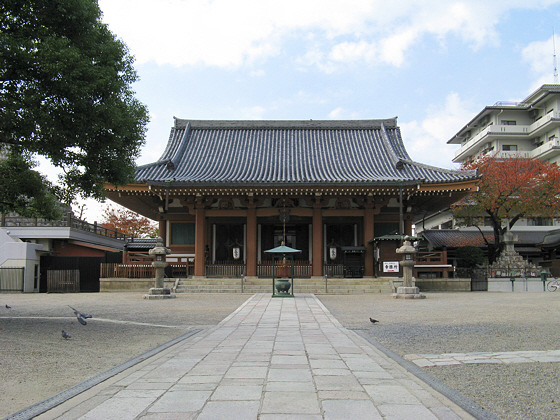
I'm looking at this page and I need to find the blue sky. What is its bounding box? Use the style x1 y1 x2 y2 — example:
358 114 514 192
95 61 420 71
66 0 560 220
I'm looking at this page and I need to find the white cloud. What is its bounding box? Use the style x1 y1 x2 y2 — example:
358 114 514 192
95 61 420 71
329 41 377 63
328 107 361 119
400 93 476 168
98 0 560 70
522 34 560 91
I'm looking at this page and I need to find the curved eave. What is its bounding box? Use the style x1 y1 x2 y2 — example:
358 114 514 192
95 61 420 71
105 183 151 193
105 179 479 197
417 179 480 193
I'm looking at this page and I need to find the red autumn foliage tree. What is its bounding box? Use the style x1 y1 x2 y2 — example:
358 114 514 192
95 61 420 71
101 205 157 238
452 155 560 262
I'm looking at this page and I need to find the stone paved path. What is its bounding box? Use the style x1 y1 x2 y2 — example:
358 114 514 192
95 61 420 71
405 350 560 367
38 294 474 419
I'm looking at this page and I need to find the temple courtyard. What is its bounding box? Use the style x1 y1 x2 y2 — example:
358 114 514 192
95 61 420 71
1 292 559 419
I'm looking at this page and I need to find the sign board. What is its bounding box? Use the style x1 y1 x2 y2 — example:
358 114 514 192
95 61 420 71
383 261 400 273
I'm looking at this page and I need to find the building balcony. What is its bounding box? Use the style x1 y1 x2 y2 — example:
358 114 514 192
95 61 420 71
454 124 530 162
531 138 560 160
528 111 560 136
492 150 532 159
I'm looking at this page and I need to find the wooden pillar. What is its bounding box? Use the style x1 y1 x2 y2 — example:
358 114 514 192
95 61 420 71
312 201 323 277
246 204 257 276
442 249 449 278
404 219 413 236
159 219 166 246
363 206 375 277
194 200 206 277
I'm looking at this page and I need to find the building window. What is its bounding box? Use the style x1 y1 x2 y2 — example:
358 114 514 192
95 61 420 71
549 135 558 142
501 120 517 125
527 217 552 226
440 220 453 229
171 223 195 245
502 145 517 151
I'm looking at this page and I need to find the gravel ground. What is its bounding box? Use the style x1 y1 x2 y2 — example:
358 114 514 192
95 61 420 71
1 292 559 420
0 292 250 418
318 292 560 420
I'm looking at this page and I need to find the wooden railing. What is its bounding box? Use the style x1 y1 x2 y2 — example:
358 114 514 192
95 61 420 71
415 251 448 265
124 251 154 263
257 260 312 278
206 262 245 278
100 262 194 279
324 264 344 277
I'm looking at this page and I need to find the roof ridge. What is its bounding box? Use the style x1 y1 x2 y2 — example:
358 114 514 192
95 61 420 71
173 118 398 130
379 123 403 170
167 123 191 170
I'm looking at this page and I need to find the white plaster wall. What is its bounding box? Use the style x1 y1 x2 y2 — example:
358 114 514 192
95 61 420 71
0 228 43 292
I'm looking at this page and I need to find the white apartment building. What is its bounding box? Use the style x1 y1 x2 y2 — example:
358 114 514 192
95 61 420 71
449 84 560 165
417 84 560 233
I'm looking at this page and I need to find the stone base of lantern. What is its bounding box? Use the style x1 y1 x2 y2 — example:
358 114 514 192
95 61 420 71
393 286 425 299
144 287 176 299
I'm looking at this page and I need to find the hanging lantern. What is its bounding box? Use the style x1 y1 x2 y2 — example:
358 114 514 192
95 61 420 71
329 244 337 260
232 245 241 260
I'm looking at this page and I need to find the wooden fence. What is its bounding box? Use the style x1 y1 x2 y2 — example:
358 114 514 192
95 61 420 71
0 267 24 292
257 260 312 278
47 269 80 293
206 262 245 278
324 264 344 277
100 262 194 279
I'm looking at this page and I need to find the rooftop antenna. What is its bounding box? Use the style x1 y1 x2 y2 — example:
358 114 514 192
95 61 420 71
554 28 559 83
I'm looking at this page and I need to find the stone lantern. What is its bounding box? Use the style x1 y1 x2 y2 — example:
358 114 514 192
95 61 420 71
394 236 425 299
144 237 176 299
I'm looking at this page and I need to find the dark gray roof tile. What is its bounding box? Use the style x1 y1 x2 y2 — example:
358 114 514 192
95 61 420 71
136 119 477 186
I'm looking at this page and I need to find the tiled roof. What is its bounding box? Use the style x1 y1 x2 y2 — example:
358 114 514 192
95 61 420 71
136 118 478 187
124 238 157 250
420 229 549 249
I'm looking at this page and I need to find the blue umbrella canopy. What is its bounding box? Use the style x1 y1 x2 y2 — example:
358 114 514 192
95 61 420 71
264 245 302 254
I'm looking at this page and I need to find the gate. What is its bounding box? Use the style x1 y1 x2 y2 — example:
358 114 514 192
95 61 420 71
470 268 488 291
0 267 24 292
47 269 80 293
40 253 121 293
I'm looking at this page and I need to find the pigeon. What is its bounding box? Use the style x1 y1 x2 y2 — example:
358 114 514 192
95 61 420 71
5 304 11 309
68 305 92 319
369 317 379 324
61 330 71 339
77 316 87 326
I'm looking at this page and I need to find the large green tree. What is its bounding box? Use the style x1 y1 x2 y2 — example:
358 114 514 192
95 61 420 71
0 0 148 218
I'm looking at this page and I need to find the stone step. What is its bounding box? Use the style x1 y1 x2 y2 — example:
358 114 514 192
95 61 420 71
174 277 393 294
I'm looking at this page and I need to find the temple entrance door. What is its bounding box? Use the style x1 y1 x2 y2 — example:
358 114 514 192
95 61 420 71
211 221 245 263
272 226 297 249
324 217 362 277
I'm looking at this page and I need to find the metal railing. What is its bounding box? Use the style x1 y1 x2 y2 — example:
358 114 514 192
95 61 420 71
1 213 129 241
